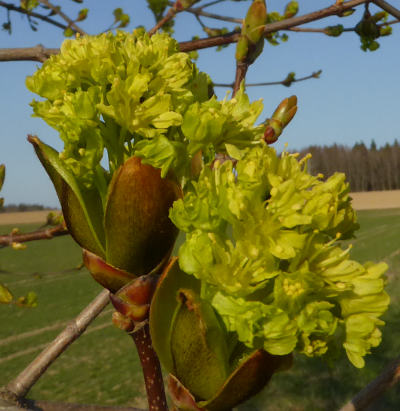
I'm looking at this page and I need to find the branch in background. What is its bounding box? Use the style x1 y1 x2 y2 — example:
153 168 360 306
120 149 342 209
339 356 400 411
373 0 400 20
179 0 369 52
232 62 248 96
2 289 110 403
0 224 68 248
0 0 68 31
0 45 59 62
214 70 322 89
37 0 87 36
167 0 241 24
148 7 177 36
0 0 376 61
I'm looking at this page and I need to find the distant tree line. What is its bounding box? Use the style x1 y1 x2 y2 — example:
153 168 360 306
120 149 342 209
301 140 400 192
0 203 54 213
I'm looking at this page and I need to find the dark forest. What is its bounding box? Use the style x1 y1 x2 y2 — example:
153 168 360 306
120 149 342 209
301 140 400 192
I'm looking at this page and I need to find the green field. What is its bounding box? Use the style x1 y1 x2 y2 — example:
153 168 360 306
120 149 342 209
1 210 400 410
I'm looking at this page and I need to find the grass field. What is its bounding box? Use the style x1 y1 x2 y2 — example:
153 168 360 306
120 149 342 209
1 210 400 410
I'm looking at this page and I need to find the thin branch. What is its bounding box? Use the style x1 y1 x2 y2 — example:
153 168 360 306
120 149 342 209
214 70 322 88
131 323 168 411
0 224 68 248
0 0 372 61
232 62 248 96
0 0 68 31
198 0 228 9
339 356 400 411
3 289 109 401
37 0 87 36
173 1 241 24
179 0 369 52
148 7 177 36
373 0 400 20
286 18 400 33
0 45 59 62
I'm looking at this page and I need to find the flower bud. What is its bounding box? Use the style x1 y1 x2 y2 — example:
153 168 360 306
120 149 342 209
150 258 292 410
263 96 297 144
104 156 182 274
243 0 267 44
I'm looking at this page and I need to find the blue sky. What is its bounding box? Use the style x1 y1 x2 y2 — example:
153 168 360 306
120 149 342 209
1 0 399 207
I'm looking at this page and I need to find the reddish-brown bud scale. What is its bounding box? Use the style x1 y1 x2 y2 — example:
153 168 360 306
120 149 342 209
112 311 135 333
264 126 277 144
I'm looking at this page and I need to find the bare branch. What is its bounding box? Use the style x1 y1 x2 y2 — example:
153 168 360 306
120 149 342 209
198 0 228 9
37 0 87 36
174 2 241 24
148 7 177 36
179 0 369 52
0 0 374 61
339 356 400 411
0 0 68 31
4 289 109 400
232 63 248 96
214 70 322 89
373 0 400 20
0 224 68 248
0 45 59 62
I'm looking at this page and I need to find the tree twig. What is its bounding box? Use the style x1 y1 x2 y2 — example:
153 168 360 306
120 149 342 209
339 356 400 411
179 0 369 52
175 2 241 24
0 45 59 62
0 224 68 248
373 0 400 20
37 0 87 36
0 0 68 31
0 0 373 61
148 8 177 36
214 70 322 88
2 289 109 402
131 323 168 411
232 62 248 96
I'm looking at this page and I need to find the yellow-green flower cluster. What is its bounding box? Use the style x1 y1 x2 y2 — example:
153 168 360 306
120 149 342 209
27 31 265 188
170 145 389 367
27 30 208 186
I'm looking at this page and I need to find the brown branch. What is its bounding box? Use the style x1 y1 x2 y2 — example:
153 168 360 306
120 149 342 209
131 323 168 411
37 0 87 36
0 45 59 62
171 1 241 24
373 0 400 20
0 0 68 31
0 224 68 248
179 0 369 52
148 7 177 36
232 62 248 96
214 70 322 88
339 356 400 411
3 289 109 402
0 0 372 62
